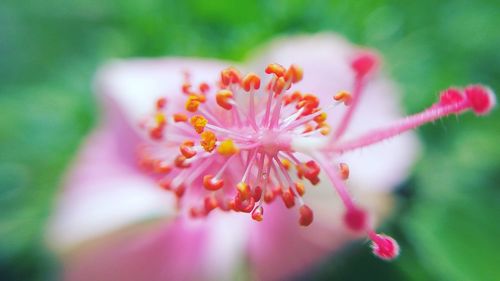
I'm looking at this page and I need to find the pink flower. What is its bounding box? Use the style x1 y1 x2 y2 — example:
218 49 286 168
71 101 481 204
47 34 495 281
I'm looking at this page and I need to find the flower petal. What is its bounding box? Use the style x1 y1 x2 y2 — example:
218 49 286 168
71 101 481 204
63 214 249 281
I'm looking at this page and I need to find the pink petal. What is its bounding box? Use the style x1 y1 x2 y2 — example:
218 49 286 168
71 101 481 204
64 215 249 281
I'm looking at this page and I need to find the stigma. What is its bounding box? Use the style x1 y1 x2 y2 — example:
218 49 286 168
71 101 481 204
137 56 495 261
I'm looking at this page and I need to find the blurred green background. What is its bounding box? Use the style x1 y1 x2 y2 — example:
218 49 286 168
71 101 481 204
0 0 499 280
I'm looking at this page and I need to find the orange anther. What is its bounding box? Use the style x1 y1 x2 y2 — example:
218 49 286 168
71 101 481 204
339 163 350 180
174 155 191 168
314 112 327 123
204 195 219 213
216 89 234 110
302 124 314 133
273 77 288 95
281 188 296 209
199 82 210 94
263 188 275 203
317 123 331 136
158 178 172 190
156 97 167 109
153 160 172 174
173 113 188 122
179 140 197 158
203 174 224 191
281 158 291 170
252 185 262 201
149 126 164 140
190 115 208 134
217 139 239 156
155 112 167 126
265 63 286 77
236 182 251 199
200 130 217 152
299 205 314 226
285 64 303 83
334 90 352 106
220 67 242 86
185 95 201 112
175 184 186 197
182 83 191 94
294 181 305 197
251 206 264 222
242 72 261 91
234 193 255 213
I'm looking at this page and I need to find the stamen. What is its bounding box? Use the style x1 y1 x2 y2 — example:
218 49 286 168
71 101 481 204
138 62 494 262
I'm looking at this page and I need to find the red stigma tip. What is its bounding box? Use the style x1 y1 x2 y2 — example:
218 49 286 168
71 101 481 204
464 85 496 115
371 234 400 261
351 52 378 77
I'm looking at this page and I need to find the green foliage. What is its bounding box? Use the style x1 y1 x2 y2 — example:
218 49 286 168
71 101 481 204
0 0 498 280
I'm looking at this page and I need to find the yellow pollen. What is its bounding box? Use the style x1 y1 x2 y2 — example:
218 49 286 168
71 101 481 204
318 123 331 135
186 95 201 112
217 139 239 156
200 130 217 152
314 112 327 123
190 115 208 134
155 112 167 126
285 64 303 83
281 158 291 170
265 63 286 77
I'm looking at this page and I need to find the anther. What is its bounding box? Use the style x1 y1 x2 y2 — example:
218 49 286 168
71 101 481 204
334 91 352 106
251 206 264 222
185 95 201 112
179 140 197 158
216 89 234 110
285 64 303 83
203 174 224 191
200 131 217 152
199 82 210 94
236 182 251 199
173 113 188 122
153 160 172 174
281 188 296 208
217 139 239 156
174 155 191 169
234 193 255 213
242 72 261 91
156 97 167 109
299 205 314 226
294 181 305 196
204 195 218 213
190 115 208 134
221 67 242 86
265 63 286 77
339 163 349 180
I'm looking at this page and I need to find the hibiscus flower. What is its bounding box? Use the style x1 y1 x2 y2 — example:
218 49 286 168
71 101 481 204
47 33 494 281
